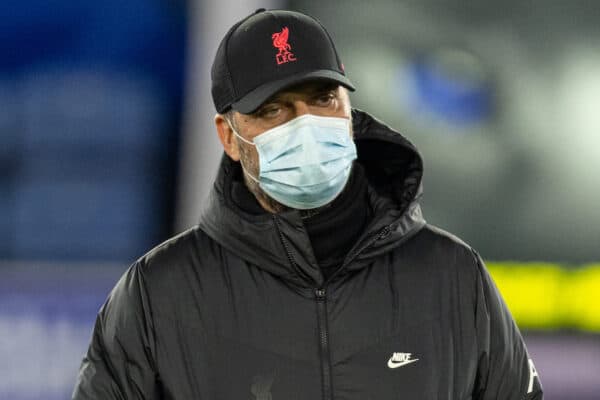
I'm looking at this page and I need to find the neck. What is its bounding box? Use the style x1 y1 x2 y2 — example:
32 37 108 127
243 173 289 214
299 203 332 219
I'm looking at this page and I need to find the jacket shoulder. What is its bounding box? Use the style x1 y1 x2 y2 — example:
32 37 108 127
135 225 219 279
417 223 475 254
408 223 483 278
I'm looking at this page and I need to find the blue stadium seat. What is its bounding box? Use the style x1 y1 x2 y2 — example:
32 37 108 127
13 179 162 261
0 81 20 166
0 186 13 257
1 0 186 264
20 72 166 157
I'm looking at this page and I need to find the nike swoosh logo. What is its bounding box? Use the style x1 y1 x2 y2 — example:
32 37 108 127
387 358 419 369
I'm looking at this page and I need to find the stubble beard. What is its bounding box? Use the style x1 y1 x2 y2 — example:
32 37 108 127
237 142 291 214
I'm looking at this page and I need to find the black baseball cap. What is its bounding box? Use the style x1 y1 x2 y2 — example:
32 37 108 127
211 9 355 114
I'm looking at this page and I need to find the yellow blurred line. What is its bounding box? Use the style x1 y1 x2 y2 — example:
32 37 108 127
487 262 600 332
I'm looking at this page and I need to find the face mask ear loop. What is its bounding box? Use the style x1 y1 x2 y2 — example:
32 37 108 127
227 120 255 146
226 119 260 183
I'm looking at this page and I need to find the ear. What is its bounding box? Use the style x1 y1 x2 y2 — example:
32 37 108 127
215 113 240 161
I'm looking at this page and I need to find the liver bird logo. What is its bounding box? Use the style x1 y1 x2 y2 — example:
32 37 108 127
271 27 297 65
251 373 275 400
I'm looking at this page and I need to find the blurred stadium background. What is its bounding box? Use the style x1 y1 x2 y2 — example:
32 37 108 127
1 0 599 399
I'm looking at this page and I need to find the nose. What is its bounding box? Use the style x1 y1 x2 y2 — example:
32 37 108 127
291 99 311 118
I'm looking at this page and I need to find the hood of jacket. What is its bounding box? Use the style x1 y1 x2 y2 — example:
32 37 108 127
198 109 426 287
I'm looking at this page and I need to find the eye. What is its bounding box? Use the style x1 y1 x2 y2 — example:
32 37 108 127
257 104 281 118
314 91 336 107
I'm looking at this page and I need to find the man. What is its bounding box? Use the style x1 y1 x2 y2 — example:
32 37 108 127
73 9 543 400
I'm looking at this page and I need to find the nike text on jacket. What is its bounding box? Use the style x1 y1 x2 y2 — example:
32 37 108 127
72 109 543 399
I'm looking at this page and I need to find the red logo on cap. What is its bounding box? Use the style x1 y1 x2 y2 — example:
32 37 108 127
272 27 297 65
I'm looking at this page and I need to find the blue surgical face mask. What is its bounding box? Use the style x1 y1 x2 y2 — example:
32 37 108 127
230 114 357 210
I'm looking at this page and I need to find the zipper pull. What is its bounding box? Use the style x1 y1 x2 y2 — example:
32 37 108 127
315 288 327 300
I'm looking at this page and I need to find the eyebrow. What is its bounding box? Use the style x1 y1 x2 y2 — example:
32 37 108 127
257 83 339 109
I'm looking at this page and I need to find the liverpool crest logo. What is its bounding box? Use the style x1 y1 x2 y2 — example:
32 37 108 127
272 27 297 65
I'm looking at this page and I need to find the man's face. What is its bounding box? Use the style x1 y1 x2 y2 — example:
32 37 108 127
215 81 352 213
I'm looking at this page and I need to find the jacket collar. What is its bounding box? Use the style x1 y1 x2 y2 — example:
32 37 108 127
198 109 426 287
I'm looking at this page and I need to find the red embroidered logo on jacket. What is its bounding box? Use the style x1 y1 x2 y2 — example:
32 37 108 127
272 27 297 65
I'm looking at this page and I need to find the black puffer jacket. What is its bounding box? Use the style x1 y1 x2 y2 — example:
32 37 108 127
73 110 543 399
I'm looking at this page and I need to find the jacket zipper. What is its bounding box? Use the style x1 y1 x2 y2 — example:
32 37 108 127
311 226 394 400
272 215 315 283
273 215 334 398
315 287 333 400
311 224 393 400
274 217 394 399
